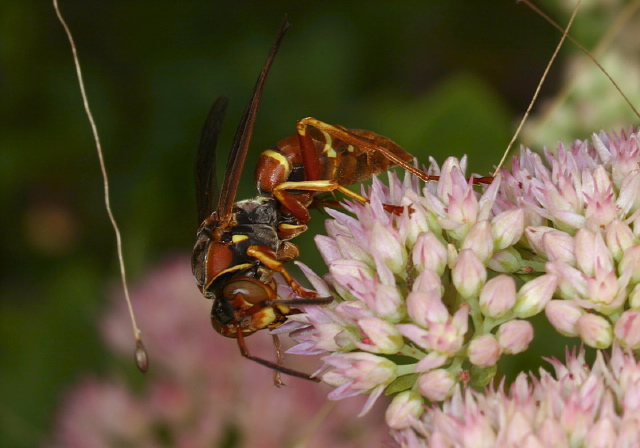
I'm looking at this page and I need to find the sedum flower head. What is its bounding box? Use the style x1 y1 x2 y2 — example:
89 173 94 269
500 129 640 349
289 128 640 436
390 346 640 447
288 157 544 414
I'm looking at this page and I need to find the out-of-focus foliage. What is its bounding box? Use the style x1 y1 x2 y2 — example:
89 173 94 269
1 1 635 447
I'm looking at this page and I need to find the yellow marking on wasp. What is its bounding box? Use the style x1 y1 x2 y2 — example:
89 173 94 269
213 262 254 280
263 149 289 166
320 129 336 158
347 144 354 153
253 307 277 328
275 304 292 315
232 234 249 244
280 223 306 231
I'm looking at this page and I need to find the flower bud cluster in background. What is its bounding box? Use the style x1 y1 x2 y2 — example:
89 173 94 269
393 346 640 447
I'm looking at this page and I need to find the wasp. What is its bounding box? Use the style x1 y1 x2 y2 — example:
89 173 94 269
191 18 446 382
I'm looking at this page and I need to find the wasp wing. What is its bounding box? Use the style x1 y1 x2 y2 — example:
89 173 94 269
195 95 229 224
215 18 290 223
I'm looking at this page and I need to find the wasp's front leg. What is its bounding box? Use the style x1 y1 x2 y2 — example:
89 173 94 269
246 244 318 298
272 179 371 223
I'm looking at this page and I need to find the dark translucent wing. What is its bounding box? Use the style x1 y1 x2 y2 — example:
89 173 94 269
215 18 290 222
195 96 229 224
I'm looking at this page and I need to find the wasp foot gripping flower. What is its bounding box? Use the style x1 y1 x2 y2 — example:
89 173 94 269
287 157 549 416
390 346 640 447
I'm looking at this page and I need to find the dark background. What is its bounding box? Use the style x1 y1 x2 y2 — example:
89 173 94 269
1 1 635 446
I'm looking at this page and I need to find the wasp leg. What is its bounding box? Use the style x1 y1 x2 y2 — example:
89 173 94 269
272 334 284 387
277 224 307 241
235 327 320 382
272 179 370 224
275 180 411 218
472 175 494 185
275 179 367 199
276 240 300 262
247 244 328 298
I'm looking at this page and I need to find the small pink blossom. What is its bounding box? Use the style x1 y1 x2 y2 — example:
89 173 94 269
629 284 640 309
285 305 350 354
491 208 525 251
524 226 556 256
542 229 576 264
329 259 375 300
604 218 635 262
397 304 468 360
412 231 447 276
479 274 516 319
418 369 456 402
577 314 613 348
488 247 524 273
620 245 640 285
406 269 445 328
468 335 501 367
461 220 494 264
322 352 397 415
371 221 407 274
546 260 588 300
614 309 640 350
545 300 584 336
354 316 403 354
575 229 613 278
513 273 557 318
497 320 533 354
385 391 424 430
452 249 487 300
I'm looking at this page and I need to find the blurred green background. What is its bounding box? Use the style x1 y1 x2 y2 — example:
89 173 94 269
1 0 637 446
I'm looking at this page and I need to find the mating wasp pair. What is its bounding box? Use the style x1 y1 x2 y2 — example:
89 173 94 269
191 19 450 382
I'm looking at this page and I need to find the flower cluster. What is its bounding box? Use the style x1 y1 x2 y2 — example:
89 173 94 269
498 130 640 349
391 346 640 447
286 128 640 438
287 157 543 412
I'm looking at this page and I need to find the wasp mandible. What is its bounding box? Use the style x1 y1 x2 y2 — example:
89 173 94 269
191 18 442 382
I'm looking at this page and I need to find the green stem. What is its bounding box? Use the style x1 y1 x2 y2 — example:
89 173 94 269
396 364 418 376
400 345 426 360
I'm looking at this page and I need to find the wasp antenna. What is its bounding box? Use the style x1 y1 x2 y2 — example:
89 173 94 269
494 0 581 176
53 0 148 373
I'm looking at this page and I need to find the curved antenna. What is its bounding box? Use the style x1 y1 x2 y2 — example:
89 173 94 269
215 17 290 223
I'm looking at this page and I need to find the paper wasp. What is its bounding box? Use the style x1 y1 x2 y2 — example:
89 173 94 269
191 18 459 382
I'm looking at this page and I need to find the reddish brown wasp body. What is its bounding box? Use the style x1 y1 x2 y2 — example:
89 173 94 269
191 19 443 382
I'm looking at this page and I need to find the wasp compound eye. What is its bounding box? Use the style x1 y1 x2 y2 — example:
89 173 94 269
223 278 273 305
